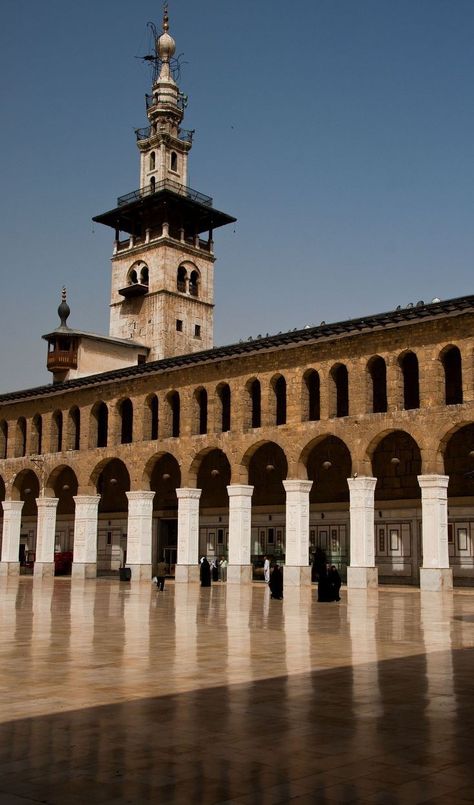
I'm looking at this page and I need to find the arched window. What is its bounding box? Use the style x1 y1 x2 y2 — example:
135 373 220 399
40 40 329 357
31 414 43 455
0 421 7 459
400 352 419 410
331 364 349 418
68 407 80 451
368 356 387 413
91 402 108 448
249 379 261 428
52 411 63 452
168 391 180 438
217 383 231 433
177 265 187 293
303 370 320 421
140 266 149 286
145 395 159 440
442 346 463 405
272 375 287 426
189 270 199 297
170 151 178 172
120 399 133 444
149 151 155 171
128 268 138 285
194 388 208 435
150 176 156 192
16 417 26 458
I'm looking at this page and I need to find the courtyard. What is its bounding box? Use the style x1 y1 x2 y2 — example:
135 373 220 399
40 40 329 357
0 579 474 804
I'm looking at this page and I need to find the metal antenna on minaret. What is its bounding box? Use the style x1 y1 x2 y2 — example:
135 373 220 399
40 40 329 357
163 2 169 32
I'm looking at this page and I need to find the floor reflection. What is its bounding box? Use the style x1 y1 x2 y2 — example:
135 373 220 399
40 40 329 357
0 579 474 803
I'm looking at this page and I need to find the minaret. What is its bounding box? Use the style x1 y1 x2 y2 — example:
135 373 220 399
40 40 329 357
93 6 236 361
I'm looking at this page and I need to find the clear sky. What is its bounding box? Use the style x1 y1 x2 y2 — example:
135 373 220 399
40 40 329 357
1 0 473 392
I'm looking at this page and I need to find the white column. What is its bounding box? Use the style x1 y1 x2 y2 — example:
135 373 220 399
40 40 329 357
0 501 24 576
347 476 378 589
283 480 313 587
418 475 452 591
34 497 59 577
125 491 155 581
227 485 253 584
175 488 201 583
71 495 100 579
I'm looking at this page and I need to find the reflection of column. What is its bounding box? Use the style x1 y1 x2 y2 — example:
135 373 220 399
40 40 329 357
175 488 201 583
283 480 312 587
125 491 155 581
420 591 454 720
227 485 253 584
348 588 382 722
0 501 23 575
226 584 252 683
347 477 378 588
34 497 59 577
418 475 452 590
72 495 100 578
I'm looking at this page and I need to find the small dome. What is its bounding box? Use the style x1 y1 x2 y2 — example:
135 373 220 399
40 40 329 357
57 287 70 328
158 31 176 61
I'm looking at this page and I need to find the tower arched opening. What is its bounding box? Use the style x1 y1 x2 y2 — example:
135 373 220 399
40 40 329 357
399 351 420 410
330 364 349 418
367 356 387 413
441 345 463 405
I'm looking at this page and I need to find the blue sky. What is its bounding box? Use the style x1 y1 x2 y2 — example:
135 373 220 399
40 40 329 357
1 0 473 392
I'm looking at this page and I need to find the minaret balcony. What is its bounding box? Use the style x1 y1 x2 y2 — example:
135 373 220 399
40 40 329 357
146 93 187 112
117 178 212 207
118 283 149 299
135 125 194 145
47 349 78 372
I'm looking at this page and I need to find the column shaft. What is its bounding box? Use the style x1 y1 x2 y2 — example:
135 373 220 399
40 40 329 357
418 475 452 591
347 476 378 589
175 488 201 583
34 497 59 577
0 500 24 576
72 495 100 579
227 485 253 584
125 491 155 581
283 480 312 587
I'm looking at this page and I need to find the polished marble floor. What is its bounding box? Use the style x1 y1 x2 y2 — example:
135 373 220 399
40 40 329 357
1 578 474 804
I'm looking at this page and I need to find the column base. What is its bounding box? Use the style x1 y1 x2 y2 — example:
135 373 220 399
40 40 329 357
347 566 378 589
175 564 200 583
227 564 253 584
284 566 312 588
71 562 97 579
128 564 152 582
34 562 55 578
0 562 20 577
420 567 453 591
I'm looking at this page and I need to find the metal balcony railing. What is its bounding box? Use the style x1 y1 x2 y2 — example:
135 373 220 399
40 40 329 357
117 179 212 207
145 93 186 112
135 125 194 144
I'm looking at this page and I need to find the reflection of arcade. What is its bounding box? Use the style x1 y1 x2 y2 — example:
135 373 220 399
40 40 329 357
248 442 287 576
149 452 181 576
96 459 130 576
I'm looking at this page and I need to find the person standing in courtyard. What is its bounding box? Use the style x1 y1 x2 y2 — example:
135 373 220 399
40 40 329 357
263 555 271 584
219 556 228 582
269 563 283 599
211 557 219 582
200 556 211 587
328 564 341 601
156 558 167 591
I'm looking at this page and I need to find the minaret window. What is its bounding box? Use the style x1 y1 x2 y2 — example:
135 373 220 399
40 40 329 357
128 268 138 285
140 266 149 286
149 151 156 171
170 151 178 172
177 266 187 293
150 176 156 193
189 270 199 297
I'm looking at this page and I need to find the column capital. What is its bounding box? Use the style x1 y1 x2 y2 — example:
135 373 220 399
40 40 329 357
227 484 254 498
176 487 202 500
35 496 59 509
73 495 101 506
417 474 449 490
126 491 156 503
2 500 24 514
347 476 377 492
283 480 313 495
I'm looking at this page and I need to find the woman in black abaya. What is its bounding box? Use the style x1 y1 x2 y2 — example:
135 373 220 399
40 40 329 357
200 557 212 587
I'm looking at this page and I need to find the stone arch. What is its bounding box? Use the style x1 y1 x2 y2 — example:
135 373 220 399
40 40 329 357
440 344 463 405
270 374 287 426
302 369 320 422
90 457 130 513
441 423 474 498
367 355 387 414
146 452 181 511
45 464 79 516
329 363 349 418
243 441 288 507
370 429 422 501
192 448 232 508
398 350 420 410
301 435 352 504
11 469 40 515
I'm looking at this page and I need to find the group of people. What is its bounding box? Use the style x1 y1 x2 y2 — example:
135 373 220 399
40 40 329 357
200 556 228 587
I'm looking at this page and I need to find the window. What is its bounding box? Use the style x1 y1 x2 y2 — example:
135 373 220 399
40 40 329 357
331 364 349 418
189 270 199 297
150 176 156 192
149 151 155 171
368 356 387 413
177 265 187 293
442 346 463 405
249 379 261 428
120 399 133 444
303 370 320 421
272 375 287 426
399 352 419 410
194 324 201 338
170 151 178 172
176 319 183 332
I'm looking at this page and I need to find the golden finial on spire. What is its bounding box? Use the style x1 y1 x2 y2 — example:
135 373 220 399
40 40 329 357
163 2 169 33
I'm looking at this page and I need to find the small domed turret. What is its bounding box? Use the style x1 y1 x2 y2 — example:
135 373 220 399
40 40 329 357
58 287 70 329
157 4 176 62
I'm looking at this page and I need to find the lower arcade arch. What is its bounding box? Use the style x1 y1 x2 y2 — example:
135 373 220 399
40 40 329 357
370 430 422 584
443 424 474 578
0 475 5 558
95 459 130 576
196 449 231 563
148 453 181 574
247 442 288 569
12 470 39 569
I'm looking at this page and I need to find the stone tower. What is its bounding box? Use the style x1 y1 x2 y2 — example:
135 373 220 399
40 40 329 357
93 6 235 361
